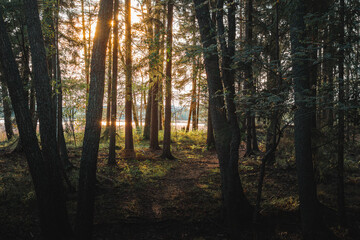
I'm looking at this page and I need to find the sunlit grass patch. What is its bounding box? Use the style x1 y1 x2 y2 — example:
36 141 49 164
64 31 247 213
173 130 207 150
267 196 299 212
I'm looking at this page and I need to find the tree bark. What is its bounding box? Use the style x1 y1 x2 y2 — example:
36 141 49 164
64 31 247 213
337 0 346 225
161 0 174 160
124 0 135 157
143 90 151 139
149 0 161 150
244 0 255 156
54 2 72 169
132 91 140 129
143 0 153 140
290 0 320 237
106 31 112 129
265 1 281 163
81 0 90 95
194 1 252 238
206 105 215 150
0 80 14 140
11 2 73 237
109 0 119 164
75 0 113 238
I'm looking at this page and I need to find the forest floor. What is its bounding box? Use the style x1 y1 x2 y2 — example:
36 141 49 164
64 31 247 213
0 130 360 239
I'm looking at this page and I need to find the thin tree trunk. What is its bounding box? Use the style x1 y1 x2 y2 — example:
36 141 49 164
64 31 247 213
186 102 193 132
149 0 161 150
132 91 140 129
140 73 144 127
327 13 335 126
0 80 14 140
244 0 254 156
54 1 72 169
143 90 151 139
109 0 119 165
196 68 200 128
206 105 215 150
252 115 259 151
191 73 197 131
81 0 89 95
337 0 346 225
124 0 135 157
106 31 112 129
265 1 281 163
143 0 153 140
161 0 174 159
75 0 113 238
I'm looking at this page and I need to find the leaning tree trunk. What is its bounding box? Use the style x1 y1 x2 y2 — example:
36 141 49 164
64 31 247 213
290 0 321 238
75 0 113 238
161 0 174 159
194 1 252 238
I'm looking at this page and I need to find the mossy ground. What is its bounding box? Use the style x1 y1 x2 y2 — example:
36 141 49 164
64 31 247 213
0 129 359 239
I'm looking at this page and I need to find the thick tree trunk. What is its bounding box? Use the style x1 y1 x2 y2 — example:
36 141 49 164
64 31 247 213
109 0 119 164
75 0 113 238
124 0 135 157
290 0 320 237
194 1 252 238
161 0 174 160
0 80 14 140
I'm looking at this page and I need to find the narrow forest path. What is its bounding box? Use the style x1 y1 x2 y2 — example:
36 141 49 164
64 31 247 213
86 148 228 239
